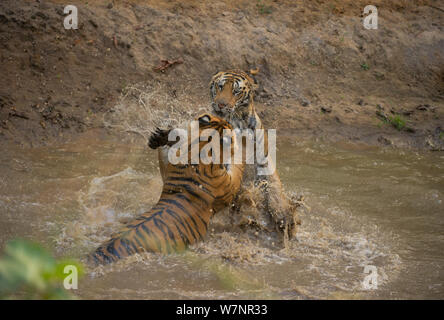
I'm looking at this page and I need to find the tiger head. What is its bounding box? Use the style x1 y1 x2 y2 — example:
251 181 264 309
195 113 237 166
149 113 238 170
210 69 256 117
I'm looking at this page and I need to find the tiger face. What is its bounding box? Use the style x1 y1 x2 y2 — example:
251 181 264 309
210 70 255 117
151 113 239 180
195 113 235 167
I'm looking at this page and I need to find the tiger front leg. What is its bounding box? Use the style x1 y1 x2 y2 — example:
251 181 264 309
251 116 301 240
254 164 301 241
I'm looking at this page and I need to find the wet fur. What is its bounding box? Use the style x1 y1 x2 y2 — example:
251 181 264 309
88 114 244 265
209 70 301 239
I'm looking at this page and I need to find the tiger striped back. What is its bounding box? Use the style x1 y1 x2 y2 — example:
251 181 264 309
88 114 244 265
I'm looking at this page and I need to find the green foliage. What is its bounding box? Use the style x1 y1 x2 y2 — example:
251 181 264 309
378 113 407 131
0 239 83 300
388 115 406 131
256 0 272 14
360 62 370 71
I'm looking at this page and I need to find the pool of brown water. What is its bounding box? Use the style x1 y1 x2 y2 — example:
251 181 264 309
0 132 442 299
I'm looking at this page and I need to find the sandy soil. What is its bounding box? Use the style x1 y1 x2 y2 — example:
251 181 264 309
0 0 443 150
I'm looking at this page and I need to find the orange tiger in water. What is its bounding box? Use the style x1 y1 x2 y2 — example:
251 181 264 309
88 114 244 265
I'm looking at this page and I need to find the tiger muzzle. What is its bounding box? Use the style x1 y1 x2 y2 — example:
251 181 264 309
213 101 234 116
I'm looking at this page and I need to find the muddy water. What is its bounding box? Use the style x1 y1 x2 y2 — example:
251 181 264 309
0 133 443 299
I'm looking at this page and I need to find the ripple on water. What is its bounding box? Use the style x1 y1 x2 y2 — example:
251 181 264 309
0 138 442 299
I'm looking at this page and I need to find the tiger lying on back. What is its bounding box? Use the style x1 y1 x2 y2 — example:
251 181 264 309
88 114 244 265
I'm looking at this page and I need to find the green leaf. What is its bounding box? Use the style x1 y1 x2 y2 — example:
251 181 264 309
0 239 83 299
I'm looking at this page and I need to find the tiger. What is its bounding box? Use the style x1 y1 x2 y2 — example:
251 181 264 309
88 114 244 265
209 69 300 239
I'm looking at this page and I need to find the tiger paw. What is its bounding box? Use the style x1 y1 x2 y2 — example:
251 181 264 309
148 128 171 149
265 192 303 240
274 209 301 240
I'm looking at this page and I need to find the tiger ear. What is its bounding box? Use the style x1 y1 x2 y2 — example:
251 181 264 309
245 69 259 91
198 114 211 125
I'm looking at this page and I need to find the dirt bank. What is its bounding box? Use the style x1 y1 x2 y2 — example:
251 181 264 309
1 0 443 150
